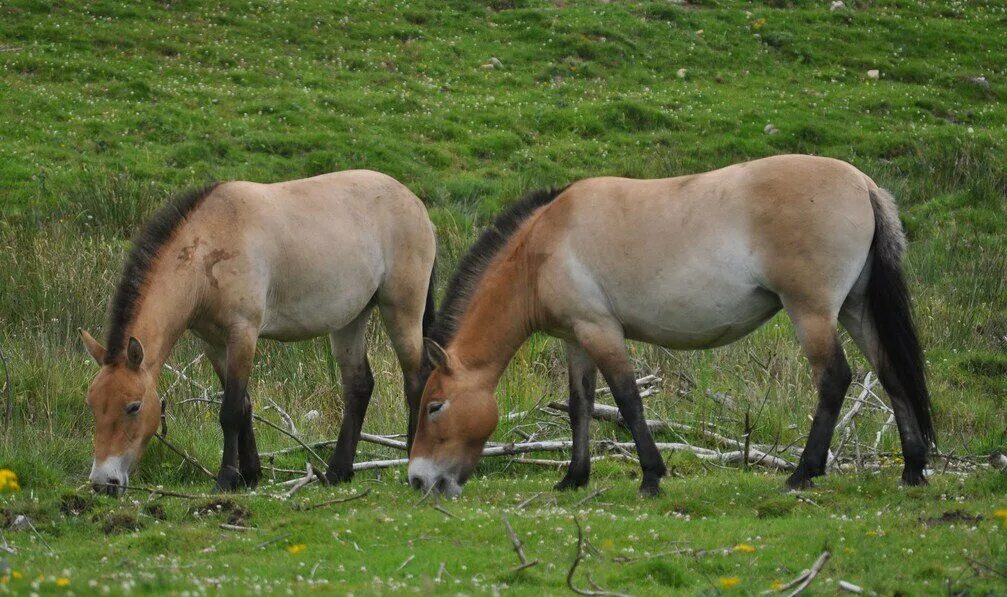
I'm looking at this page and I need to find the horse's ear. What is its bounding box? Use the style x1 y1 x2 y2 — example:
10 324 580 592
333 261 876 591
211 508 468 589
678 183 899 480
423 338 453 374
126 337 144 371
79 329 106 365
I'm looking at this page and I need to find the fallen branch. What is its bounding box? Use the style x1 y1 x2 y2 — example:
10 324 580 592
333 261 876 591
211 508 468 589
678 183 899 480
298 488 371 511
773 551 831 596
515 492 544 511
155 433 215 479
265 397 298 435
92 482 230 500
571 487 608 509
501 513 538 572
567 517 631 597
838 580 864 594
220 523 257 532
282 464 316 499
180 397 328 470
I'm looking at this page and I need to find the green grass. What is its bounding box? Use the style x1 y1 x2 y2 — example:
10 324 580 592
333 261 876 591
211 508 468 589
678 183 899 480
1 0 1006 593
3 471 1007 594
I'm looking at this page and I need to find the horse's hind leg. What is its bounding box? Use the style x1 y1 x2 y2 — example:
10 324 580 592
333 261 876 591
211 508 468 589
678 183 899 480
786 310 852 490
214 324 261 492
377 271 430 454
840 295 928 485
555 341 598 491
324 310 375 485
574 322 666 496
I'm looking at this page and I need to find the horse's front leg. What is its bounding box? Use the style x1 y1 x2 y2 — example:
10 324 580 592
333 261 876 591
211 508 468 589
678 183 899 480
575 323 667 496
215 325 259 492
556 342 597 491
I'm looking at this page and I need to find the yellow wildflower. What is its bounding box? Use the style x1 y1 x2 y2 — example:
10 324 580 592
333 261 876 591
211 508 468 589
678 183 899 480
733 543 756 554
599 539 615 551
751 18 766 30
770 580 785 591
0 469 19 493
994 509 1007 520
286 543 306 555
11 571 22 580
56 577 70 587
718 576 741 590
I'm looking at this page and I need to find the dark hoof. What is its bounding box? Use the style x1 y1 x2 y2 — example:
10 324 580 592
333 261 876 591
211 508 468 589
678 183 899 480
239 467 262 489
785 473 814 491
215 466 243 493
902 469 928 487
638 479 663 497
325 467 354 485
554 474 589 492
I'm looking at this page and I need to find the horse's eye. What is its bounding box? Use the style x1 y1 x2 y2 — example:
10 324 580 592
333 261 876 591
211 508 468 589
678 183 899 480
125 401 142 416
427 402 444 416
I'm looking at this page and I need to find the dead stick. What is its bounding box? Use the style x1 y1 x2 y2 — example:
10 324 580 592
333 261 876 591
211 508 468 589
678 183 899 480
155 433 215 479
567 517 631 597
92 482 236 500
515 492 543 510
571 487 608 509
181 397 328 469
299 488 371 511
780 551 831 596
501 513 538 571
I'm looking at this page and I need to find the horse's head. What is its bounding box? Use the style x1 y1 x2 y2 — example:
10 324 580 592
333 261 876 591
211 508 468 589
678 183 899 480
408 341 498 498
80 330 160 497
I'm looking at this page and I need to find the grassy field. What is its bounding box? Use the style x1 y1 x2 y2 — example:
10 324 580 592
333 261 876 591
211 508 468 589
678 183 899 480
1 0 1006 593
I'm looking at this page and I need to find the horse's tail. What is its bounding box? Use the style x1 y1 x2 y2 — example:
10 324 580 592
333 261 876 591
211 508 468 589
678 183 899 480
866 188 935 445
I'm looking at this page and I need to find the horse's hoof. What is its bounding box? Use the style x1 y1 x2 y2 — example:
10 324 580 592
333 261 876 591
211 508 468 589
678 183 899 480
324 468 353 485
215 466 243 493
638 480 663 497
554 475 588 492
240 467 262 489
901 469 928 487
785 473 814 491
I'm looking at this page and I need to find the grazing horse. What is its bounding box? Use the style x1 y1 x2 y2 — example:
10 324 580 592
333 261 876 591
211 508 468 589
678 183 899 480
408 155 933 497
81 170 436 495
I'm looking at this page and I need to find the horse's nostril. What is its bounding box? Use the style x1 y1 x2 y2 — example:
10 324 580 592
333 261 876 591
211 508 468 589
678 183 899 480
107 478 121 486
435 477 447 494
409 476 423 491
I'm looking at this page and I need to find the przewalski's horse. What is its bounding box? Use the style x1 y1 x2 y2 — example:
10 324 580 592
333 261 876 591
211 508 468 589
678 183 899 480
409 155 933 497
81 170 436 495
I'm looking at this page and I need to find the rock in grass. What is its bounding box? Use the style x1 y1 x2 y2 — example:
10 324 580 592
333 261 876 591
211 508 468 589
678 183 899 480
867 69 880 80
764 123 779 135
830 1 846 11
9 515 30 531
676 68 687 79
967 76 990 89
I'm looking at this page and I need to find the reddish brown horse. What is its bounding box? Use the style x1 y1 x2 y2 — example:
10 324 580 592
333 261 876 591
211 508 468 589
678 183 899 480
81 170 436 495
408 155 933 497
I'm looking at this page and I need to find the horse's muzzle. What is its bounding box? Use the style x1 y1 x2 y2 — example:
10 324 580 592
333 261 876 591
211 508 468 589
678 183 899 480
408 458 463 498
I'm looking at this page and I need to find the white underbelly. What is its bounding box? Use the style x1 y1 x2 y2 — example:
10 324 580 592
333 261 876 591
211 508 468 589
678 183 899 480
259 267 382 342
618 283 781 349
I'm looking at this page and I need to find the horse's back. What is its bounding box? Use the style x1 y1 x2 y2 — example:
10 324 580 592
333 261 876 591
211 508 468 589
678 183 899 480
187 171 434 340
530 155 878 348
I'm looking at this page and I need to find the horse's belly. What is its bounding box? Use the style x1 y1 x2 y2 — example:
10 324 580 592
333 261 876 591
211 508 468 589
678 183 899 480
617 281 781 350
259 266 382 341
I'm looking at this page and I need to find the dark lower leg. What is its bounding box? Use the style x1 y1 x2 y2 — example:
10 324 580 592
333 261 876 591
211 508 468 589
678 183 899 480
878 370 928 485
788 342 852 490
556 345 597 491
325 361 375 484
237 393 261 488
404 372 423 456
606 371 666 496
217 377 250 492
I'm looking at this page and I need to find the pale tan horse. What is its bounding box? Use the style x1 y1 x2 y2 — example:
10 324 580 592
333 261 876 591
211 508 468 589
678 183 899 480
408 155 933 497
81 170 436 495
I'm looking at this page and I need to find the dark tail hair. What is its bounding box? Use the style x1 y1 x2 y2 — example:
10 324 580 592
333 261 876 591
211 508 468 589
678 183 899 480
866 189 935 445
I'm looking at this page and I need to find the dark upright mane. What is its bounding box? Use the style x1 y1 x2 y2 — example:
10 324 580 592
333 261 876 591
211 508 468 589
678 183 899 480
104 183 220 363
426 186 568 352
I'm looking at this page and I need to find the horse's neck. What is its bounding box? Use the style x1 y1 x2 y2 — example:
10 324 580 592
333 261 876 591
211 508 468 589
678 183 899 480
450 259 535 386
128 267 202 372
